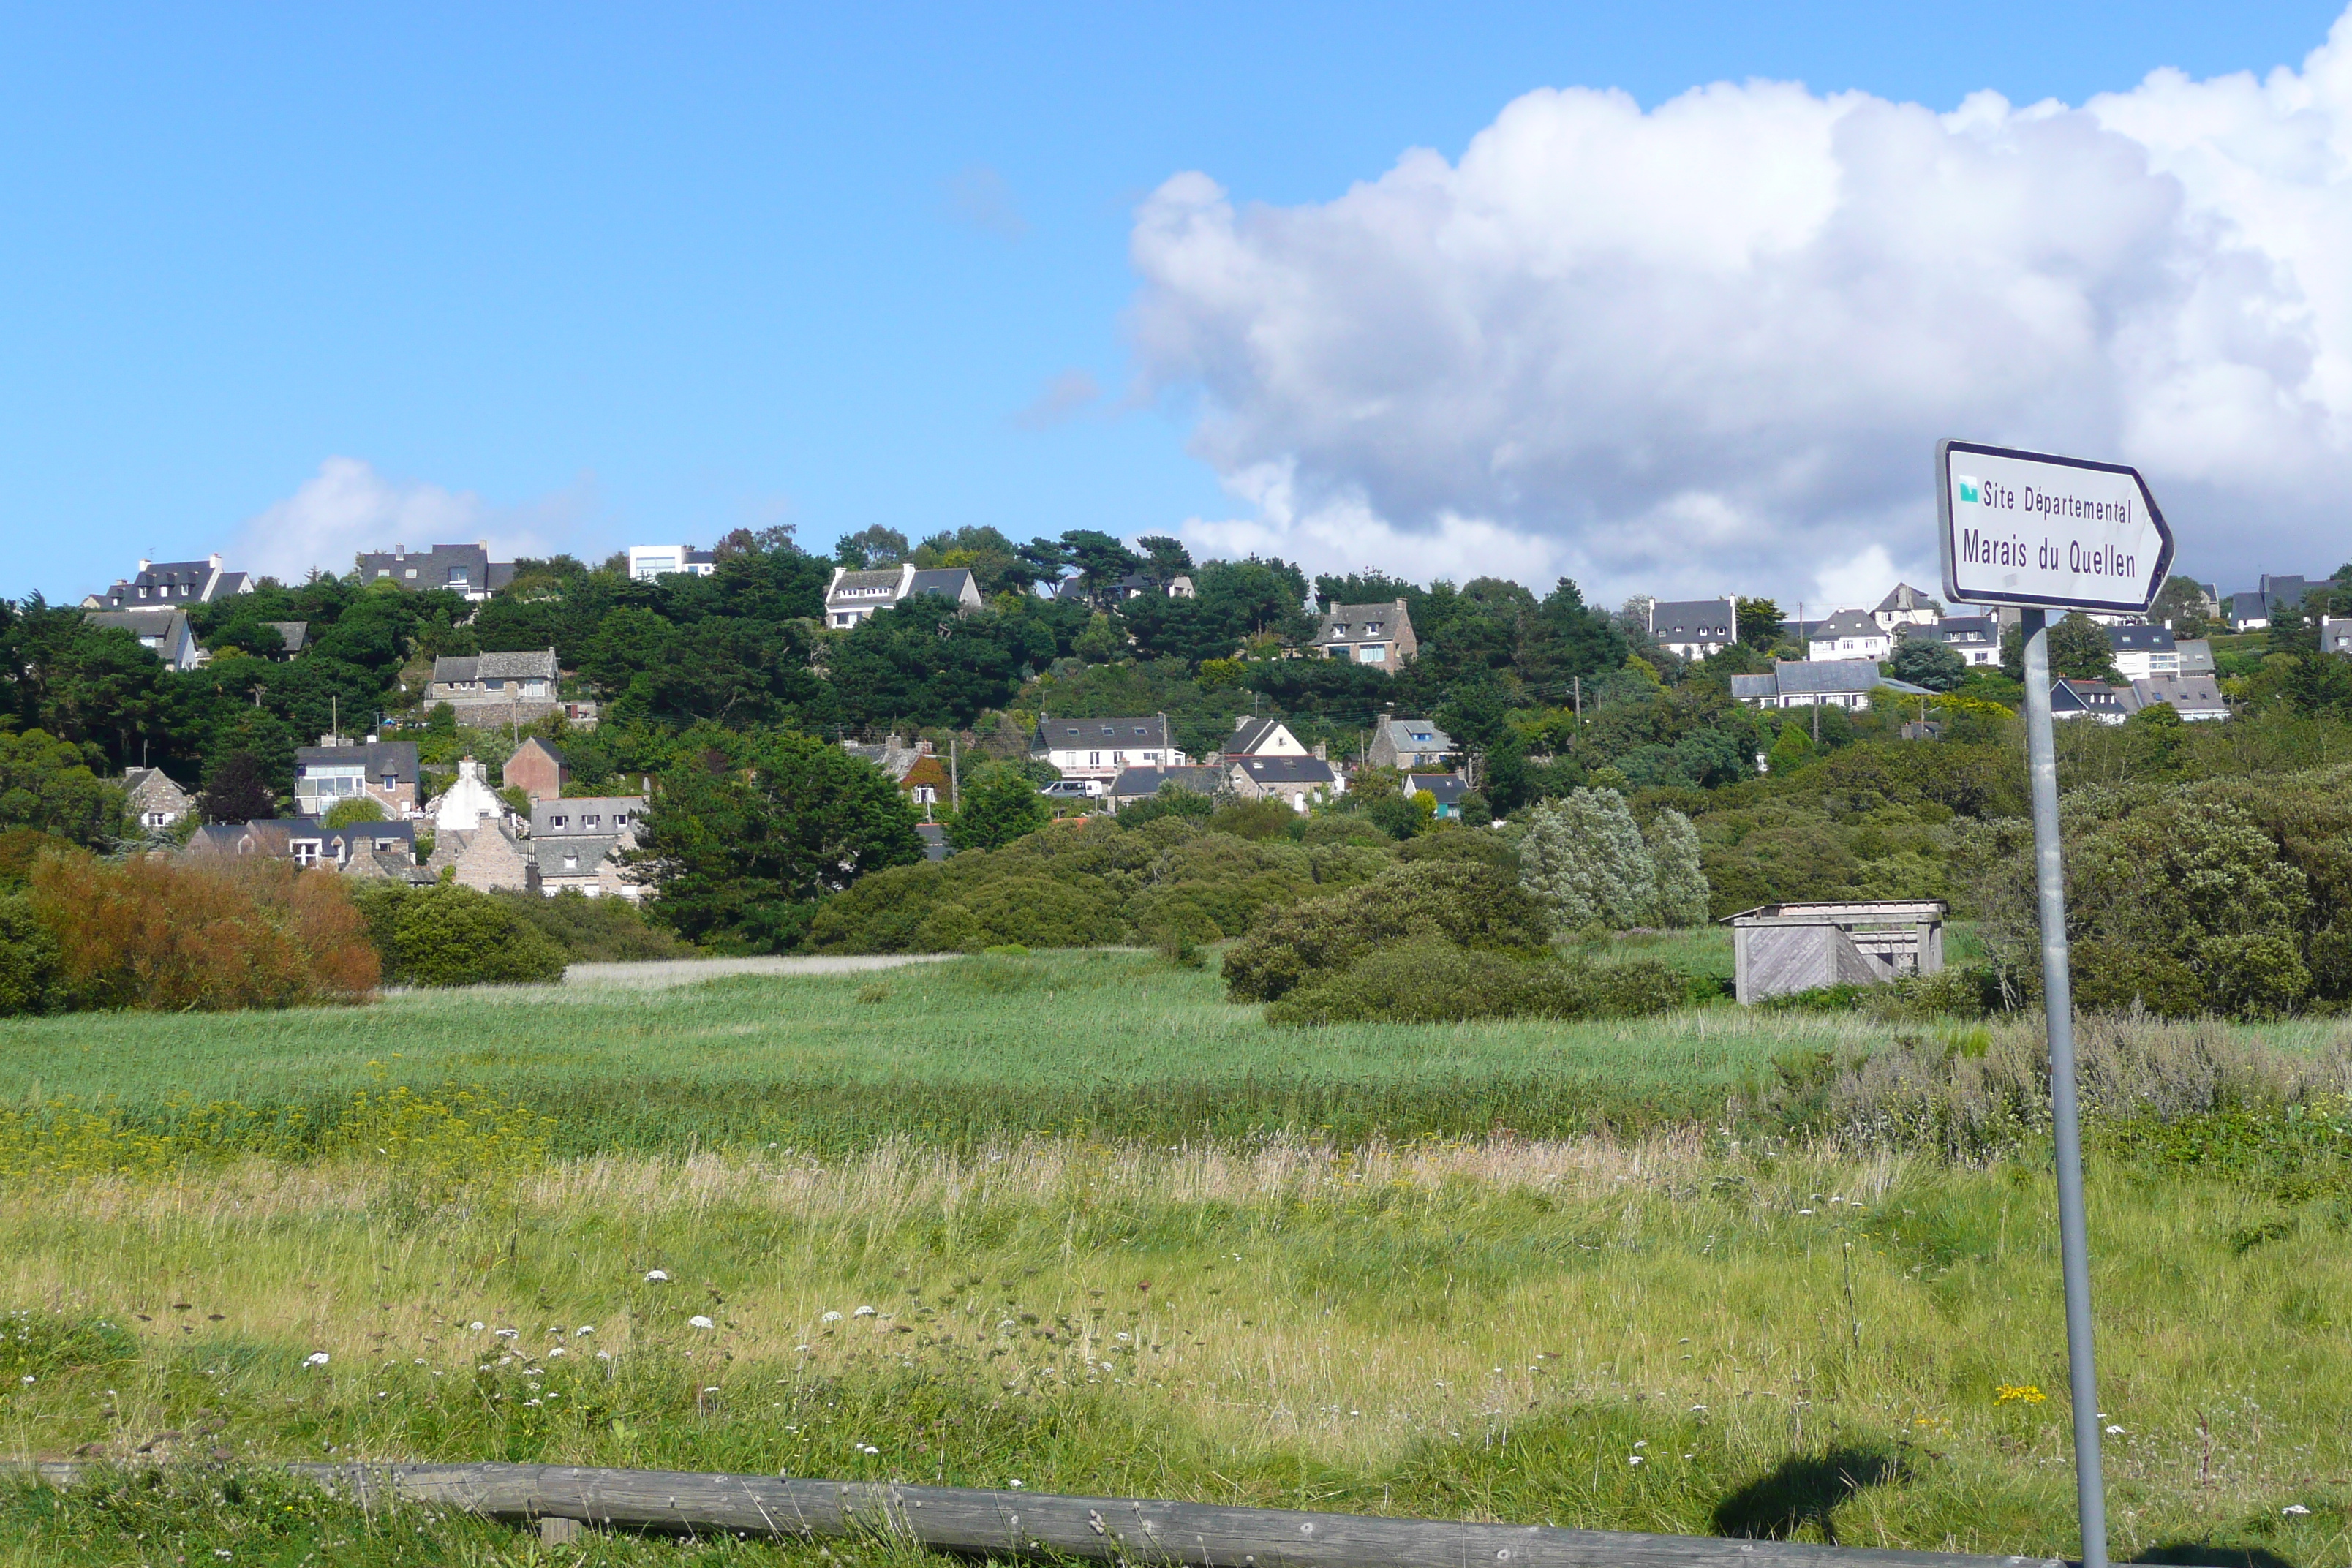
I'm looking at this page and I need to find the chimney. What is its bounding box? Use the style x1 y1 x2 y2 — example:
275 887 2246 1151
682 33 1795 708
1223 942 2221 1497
209 553 222 569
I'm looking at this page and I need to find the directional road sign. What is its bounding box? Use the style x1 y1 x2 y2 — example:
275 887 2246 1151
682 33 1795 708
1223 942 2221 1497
1937 440 2174 615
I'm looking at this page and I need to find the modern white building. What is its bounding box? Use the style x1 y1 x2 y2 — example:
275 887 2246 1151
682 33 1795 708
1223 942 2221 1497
1898 616 1999 666
627 545 716 581
2108 625 2180 681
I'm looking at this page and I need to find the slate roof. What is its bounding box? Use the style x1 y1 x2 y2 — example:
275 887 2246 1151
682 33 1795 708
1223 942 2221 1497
904 568 978 600
431 649 559 683
1034 715 1175 752
2129 675 2228 715
2176 638 2215 674
1738 660 1929 700
266 620 309 653
294 741 421 784
1874 583 1937 616
2108 624 2176 652
1314 601 1411 643
536 834 621 878
2260 573 2313 609
2228 591 2271 624
1808 608 1884 643
1225 716 1300 755
1377 717 1453 753
1405 772 1471 804
1900 616 1995 646
829 568 904 594
1649 598 1736 642
1231 755 1335 785
2052 681 2128 714
916 823 951 862
531 796 645 837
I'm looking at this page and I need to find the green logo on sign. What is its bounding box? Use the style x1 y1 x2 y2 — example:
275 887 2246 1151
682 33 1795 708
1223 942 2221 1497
1957 477 1981 505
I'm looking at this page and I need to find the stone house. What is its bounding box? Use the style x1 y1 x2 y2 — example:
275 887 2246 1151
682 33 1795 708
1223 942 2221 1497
122 767 192 832
1312 600 1417 666
1225 754 1338 812
1367 717 1453 772
293 738 422 819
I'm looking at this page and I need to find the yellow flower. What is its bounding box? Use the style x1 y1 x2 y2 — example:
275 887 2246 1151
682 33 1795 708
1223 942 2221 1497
1995 1384 2048 1404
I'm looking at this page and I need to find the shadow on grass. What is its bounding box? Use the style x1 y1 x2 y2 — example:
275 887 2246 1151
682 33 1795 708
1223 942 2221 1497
2132 1545 2298 1568
1710 1448 1905 1544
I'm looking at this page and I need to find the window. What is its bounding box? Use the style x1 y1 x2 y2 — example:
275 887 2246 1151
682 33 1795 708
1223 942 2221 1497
291 840 321 867
377 568 390 578
1361 645 1387 662
1365 622 1382 635
484 679 505 691
551 815 568 829
562 853 580 871
1089 752 1101 766
404 568 418 578
614 813 629 826
584 815 600 828
448 567 469 584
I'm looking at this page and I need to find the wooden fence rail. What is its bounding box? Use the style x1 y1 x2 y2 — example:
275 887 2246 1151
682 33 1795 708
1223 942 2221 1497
14 1458 2075 1568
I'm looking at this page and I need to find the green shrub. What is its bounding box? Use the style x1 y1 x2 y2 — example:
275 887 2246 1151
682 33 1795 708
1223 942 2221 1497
0 894 61 1017
1115 786 1214 829
489 889 690 962
1207 798 1299 841
1262 937 1683 1026
321 797 387 829
354 883 569 987
1221 859 1550 1003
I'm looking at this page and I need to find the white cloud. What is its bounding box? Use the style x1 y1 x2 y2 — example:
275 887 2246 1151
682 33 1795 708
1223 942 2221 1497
1131 12 2352 608
233 457 593 581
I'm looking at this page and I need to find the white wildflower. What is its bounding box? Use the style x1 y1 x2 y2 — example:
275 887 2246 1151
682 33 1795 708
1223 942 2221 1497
821 1311 843 1324
2284 1505 2312 1517
853 1305 876 1318
690 1315 715 1329
646 1270 669 1282
303 1353 329 1368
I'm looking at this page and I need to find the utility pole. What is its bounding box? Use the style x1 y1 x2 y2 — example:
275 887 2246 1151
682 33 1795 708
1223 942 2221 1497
949 736 960 813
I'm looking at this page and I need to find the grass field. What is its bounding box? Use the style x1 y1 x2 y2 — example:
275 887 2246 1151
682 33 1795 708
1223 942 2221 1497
0 943 1904 1153
5 948 2351 1567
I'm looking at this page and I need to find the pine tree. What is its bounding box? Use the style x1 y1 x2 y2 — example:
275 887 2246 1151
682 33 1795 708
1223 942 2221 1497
1645 808 1711 926
1515 788 1656 929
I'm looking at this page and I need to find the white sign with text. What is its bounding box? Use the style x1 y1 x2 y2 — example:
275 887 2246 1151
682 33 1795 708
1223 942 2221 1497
1937 440 2173 614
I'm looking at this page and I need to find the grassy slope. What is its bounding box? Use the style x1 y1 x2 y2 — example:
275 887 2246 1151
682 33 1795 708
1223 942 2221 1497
0 945 1895 1152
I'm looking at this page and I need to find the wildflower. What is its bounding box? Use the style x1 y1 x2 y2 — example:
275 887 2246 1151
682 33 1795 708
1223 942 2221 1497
548 1347 568 1357
690 1316 715 1330
860 1444 880 1454
1798 1209 1814 1215
303 1353 329 1368
1995 1384 2047 1404
2283 1505 2312 1516
646 1270 670 1283
468 1321 485 1332
2106 1424 2124 1435
822 1311 843 1324
494 1327 519 1339
596 1351 611 1360
1629 1455 1643 1466
1009 1480 1024 1489
796 1344 812 1353
575 1325 595 1336
853 1305 876 1318
704 1387 722 1395
18 1375 32 1384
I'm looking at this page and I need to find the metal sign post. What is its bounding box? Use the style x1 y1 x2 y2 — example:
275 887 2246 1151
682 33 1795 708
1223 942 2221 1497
1937 439 2174 1568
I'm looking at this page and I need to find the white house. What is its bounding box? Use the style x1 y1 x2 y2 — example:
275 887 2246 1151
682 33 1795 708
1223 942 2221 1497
1872 584 1941 632
823 564 983 627
1806 609 1892 663
1648 597 1738 660
1031 713 1188 785
430 757 510 831
1220 715 1315 760
1732 660 1929 711
627 545 716 581
2125 674 2228 722
2108 624 2180 681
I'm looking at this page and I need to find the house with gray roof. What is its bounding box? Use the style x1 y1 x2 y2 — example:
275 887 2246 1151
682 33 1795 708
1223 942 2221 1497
2226 590 2271 631
1220 715 1313 760
427 648 565 721
1367 717 1453 772
83 608 202 671
1032 713 1186 783
1872 584 1940 632
823 563 983 627
1648 597 1738 661
2108 624 2179 680
1225 753 1339 812
1404 772 1473 820
2125 674 2228 723
1731 660 1931 712
1313 600 1417 666
266 621 309 655
2176 638 2215 674
2050 680 2129 724
122 767 192 832
1106 765 1225 810
83 554 253 611
356 541 515 600
293 738 422 818
1805 609 1891 663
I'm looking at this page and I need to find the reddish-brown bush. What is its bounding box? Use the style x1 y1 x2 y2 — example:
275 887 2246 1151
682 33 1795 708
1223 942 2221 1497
28 851 379 1010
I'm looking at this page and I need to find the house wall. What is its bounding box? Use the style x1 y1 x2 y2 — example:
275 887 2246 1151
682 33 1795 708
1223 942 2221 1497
503 745 566 802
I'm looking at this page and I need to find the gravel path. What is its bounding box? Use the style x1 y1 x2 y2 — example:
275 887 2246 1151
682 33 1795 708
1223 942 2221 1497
562 953 957 989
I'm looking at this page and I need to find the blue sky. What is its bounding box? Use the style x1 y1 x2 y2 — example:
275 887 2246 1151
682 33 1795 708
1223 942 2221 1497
3 3 2345 604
